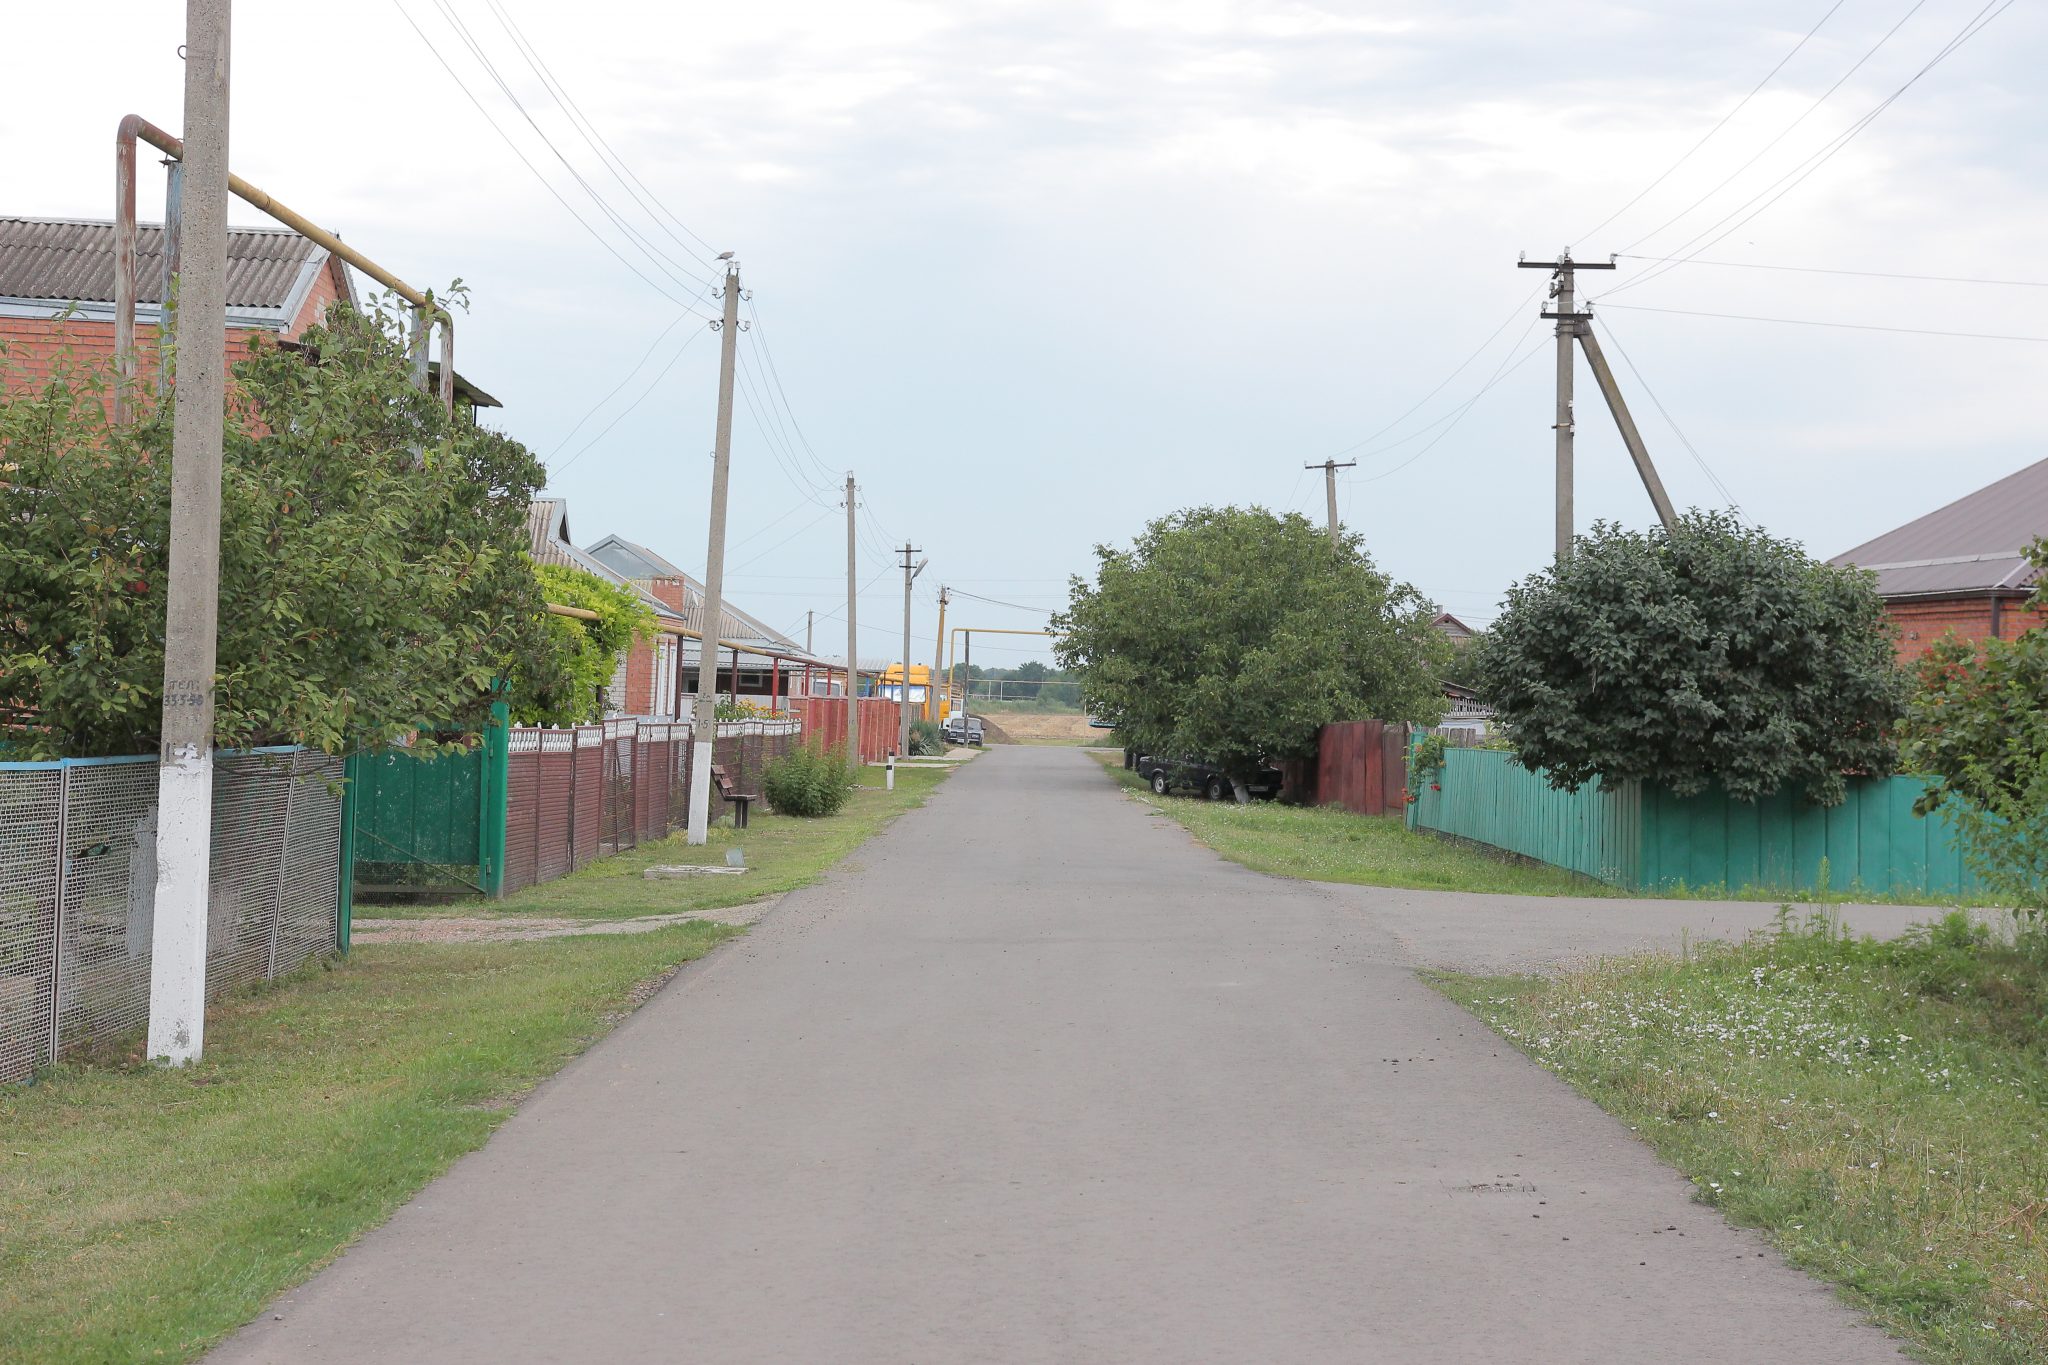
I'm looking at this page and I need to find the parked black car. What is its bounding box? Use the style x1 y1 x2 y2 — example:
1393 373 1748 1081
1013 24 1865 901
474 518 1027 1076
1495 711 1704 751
1136 755 1283 801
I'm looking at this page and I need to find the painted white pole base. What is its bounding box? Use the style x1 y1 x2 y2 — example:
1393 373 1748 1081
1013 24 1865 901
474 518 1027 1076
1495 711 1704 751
146 746 213 1065
685 738 715 846
886 754 895 790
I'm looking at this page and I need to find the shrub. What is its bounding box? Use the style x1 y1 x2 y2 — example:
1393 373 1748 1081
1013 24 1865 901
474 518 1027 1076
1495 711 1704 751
762 742 852 817
1477 512 1904 805
908 718 945 756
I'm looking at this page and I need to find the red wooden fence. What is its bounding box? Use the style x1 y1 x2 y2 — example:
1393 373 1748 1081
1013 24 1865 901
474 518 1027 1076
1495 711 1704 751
790 696 902 764
1315 720 1411 815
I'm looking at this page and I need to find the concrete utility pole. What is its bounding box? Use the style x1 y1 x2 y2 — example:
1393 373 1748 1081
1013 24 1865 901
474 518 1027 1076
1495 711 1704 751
147 0 231 1067
686 261 742 846
897 544 925 755
928 585 948 722
1519 252 1676 553
1303 459 1357 542
844 473 859 767
805 609 813 656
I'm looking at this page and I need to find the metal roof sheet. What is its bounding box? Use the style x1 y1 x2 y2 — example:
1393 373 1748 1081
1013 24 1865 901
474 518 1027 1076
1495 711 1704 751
0 215 324 310
1830 455 2048 598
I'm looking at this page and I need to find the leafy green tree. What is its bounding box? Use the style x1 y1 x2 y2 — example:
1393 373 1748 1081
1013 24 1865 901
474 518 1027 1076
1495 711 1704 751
1899 543 2048 914
0 303 562 758
501 564 656 726
1053 505 1449 797
1476 512 1904 805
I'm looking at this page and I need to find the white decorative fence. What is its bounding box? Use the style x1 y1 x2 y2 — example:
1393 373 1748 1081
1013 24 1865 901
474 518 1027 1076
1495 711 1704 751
0 748 343 1082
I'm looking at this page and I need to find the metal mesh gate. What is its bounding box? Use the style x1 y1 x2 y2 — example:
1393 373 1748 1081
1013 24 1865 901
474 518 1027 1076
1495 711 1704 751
0 749 343 1083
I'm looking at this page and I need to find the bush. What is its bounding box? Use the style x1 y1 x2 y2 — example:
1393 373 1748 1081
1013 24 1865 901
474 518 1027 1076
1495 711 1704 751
908 718 945 756
1477 512 1904 805
762 742 853 817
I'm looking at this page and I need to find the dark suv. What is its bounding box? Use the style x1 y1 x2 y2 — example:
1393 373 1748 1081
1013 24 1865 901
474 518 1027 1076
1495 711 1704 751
1137 755 1283 802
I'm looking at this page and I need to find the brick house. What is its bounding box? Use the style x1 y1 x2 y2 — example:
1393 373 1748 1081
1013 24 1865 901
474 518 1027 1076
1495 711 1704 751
1830 456 2048 663
527 500 693 719
0 215 496 411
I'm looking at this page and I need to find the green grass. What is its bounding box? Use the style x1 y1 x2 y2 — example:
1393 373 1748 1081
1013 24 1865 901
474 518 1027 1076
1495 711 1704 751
1091 753 1609 896
1435 913 2048 1365
0 924 738 1364
357 762 954 921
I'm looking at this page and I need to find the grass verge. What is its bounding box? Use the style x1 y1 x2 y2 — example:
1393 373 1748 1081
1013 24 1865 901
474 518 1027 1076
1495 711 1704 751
0 924 736 1364
1090 752 1607 896
1434 912 2048 1365
358 761 954 921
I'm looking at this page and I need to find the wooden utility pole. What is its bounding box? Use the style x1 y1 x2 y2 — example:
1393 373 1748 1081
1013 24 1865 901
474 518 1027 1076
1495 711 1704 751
1304 459 1356 541
686 261 742 846
147 0 231 1066
897 544 925 756
928 586 948 722
844 473 859 767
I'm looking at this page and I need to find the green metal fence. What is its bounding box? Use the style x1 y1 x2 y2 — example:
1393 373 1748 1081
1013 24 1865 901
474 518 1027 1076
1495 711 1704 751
1407 745 1983 899
342 703 508 901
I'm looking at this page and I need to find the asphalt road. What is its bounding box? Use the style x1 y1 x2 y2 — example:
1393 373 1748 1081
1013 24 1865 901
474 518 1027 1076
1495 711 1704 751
214 746 1905 1364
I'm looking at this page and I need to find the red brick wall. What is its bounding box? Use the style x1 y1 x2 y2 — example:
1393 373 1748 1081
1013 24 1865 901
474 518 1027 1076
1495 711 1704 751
1886 596 2047 663
1 257 349 402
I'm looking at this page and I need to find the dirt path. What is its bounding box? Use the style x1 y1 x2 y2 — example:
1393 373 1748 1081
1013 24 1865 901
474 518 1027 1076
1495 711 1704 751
352 899 781 945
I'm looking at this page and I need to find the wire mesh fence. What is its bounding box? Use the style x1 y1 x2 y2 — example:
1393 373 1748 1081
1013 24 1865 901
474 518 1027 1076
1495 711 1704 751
0 748 343 1083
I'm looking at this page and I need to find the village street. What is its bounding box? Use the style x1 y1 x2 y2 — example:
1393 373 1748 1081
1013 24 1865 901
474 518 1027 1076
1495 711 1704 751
213 748 1913 1364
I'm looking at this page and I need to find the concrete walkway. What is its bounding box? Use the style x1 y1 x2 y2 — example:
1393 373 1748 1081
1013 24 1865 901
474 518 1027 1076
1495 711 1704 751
215 747 1905 1364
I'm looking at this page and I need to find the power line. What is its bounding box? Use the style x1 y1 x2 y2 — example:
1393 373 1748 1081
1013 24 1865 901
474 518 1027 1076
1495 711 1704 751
745 297 842 488
478 0 723 272
1575 0 1850 246
1614 253 2048 288
424 0 716 297
1325 286 1543 458
1357 333 1551 485
544 296 713 458
1598 301 2048 344
1590 314 1741 511
727 507 838 576
1604 0 2015 300
948 589 1058 614
1620 0 1935 255
549 318 716 475
388 0 715 312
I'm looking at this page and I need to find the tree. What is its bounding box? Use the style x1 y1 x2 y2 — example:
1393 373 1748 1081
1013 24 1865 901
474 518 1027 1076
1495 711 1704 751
1053 506 1449 798
1899 542 2048 914
1475 512 1904 805
502 564 657 727
0 301 562 758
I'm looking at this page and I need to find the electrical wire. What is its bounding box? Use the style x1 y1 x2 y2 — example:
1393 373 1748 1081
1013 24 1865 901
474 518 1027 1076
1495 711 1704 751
745 297 843 488
1619 0 1935 254
1614 253 2048 288
544 294 715 458
948 589 1057 615
424 0 716 297
388 0 715 312
1589 314 1742 511
1357 333 1551 485
1575 0 1851 247
1603 0 2015 301
479 0 723 271
1323 285 1544 459
549 319 715 474
726 507 839 577
1597 301 2048 344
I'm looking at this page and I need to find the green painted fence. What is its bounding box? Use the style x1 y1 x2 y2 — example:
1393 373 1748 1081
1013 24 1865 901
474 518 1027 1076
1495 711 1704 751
342 703 509 897
1407 746 1984 899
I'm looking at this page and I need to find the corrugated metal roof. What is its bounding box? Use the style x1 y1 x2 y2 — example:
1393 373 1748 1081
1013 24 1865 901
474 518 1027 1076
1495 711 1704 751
584 532 811 654
1829 456 2048 598
0 216 324 309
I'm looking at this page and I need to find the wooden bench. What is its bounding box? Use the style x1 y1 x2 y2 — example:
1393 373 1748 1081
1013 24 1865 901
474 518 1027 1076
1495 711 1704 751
710 763 756 829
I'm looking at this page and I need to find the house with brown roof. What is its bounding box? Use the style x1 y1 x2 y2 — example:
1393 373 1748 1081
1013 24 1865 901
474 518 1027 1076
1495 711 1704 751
1830 455 2048 663
0 215 497 410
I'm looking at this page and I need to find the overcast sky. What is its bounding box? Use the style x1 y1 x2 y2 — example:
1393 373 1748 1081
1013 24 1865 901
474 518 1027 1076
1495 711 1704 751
10 1 2043 666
